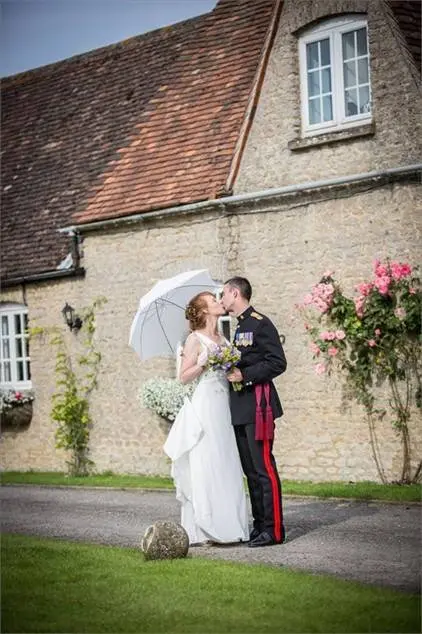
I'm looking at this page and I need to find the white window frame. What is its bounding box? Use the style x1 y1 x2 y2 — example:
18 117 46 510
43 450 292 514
299 15 372 136
0 303 32 390
215 288 234 342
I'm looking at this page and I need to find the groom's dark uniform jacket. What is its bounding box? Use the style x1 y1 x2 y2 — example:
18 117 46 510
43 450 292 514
229 305 287 543
230 306 286 425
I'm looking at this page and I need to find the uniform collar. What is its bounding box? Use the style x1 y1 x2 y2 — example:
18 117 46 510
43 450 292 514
237 306 253 322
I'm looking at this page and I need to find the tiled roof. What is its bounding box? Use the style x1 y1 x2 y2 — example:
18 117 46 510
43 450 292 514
388 1 421 73
1 0 277 282
1 0 420 283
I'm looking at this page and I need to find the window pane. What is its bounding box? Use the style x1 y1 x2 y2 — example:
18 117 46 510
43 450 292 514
359 86 371 113
342 31 356 61
4 362 11 382
321 68 331 93
357 58 369 84
345 89 358 116
22 336 29 358
322 95 333 121
17 361 24 381
0 365 2 382
16 337 23 358
307 70 320 97
15 314 22 334
2 339 10 359
309 98 321 124
356 28 368 56
27 361 31 380
306 41 319 69
320 39 330 66
1 316 9 336
221 321 231 341
343 61 356 88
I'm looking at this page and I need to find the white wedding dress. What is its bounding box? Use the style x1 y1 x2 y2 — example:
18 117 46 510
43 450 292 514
163 332 249 544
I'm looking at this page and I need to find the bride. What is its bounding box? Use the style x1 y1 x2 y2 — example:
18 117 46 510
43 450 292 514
163 291 249 545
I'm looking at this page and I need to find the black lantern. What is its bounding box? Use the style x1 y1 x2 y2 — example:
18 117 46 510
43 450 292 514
62 303 83 331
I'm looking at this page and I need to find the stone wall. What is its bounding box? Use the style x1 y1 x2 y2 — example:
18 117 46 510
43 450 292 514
1 182 421 481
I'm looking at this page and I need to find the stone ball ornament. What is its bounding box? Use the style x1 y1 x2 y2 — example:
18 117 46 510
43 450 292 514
141 521 189 560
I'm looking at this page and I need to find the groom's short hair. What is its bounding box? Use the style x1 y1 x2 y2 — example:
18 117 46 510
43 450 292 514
224 277 252 301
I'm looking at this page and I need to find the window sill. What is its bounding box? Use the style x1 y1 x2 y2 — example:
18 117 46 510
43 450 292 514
288 122 375 152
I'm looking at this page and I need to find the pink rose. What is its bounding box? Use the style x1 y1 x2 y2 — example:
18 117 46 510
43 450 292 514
328 347 338 357
355 282 373 297
374 328 381 336
313 298 329 313
315 363 327 375
320 331 335 341
374 275 391 295
394 307 406 320
374 260 388 278
335 330 346 340
367 339 376 347
354 296 365 318
409 287 416 295
309 342 321 356
15 392 23 400
391 261 412 280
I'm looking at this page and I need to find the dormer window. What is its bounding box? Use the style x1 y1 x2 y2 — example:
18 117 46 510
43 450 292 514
299 16 371 136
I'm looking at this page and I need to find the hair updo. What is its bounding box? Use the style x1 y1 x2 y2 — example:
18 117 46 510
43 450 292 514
185 292 213 331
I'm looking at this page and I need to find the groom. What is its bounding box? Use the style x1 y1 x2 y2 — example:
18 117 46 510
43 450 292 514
221 277 287 547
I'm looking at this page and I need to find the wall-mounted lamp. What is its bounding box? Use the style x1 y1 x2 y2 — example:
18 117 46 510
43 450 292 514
62 303 83 331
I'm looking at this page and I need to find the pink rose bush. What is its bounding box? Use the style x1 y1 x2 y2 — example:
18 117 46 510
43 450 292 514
296 259 421 483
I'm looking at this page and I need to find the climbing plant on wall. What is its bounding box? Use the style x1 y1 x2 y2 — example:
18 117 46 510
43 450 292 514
32 297 107 476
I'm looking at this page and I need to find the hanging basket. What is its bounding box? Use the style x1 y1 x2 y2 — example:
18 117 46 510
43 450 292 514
1 402 33 430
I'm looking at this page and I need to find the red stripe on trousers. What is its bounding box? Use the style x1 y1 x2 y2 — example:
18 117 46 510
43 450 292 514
263 439 282 542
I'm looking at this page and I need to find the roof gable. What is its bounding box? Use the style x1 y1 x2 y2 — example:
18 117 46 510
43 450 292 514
1 0 276 282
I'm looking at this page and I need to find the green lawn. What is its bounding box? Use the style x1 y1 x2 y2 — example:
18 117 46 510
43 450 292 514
1 534 420 634
2 470 421 502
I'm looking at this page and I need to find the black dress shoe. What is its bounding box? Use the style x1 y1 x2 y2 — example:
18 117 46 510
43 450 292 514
248 531 282 548
249 527 261 542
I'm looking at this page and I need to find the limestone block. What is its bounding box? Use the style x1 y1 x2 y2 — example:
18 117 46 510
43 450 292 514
141 521 189 560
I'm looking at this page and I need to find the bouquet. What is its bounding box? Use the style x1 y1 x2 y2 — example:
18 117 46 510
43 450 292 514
207 344 243 391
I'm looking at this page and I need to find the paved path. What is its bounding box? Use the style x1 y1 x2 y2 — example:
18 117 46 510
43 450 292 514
1 485 420 593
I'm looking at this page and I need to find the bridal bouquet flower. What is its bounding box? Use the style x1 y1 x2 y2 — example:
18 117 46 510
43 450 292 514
207 344 243 391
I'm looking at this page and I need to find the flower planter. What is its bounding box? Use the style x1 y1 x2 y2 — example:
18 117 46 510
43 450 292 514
1 402 33 430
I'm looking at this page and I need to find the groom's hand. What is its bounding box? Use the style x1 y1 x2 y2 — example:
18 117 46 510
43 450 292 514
227 368 243 382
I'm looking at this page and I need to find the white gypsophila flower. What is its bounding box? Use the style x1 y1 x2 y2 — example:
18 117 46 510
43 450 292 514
0 389 35 414
139 378 194 421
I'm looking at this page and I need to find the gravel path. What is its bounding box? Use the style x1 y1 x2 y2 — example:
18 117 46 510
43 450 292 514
1 485 420 593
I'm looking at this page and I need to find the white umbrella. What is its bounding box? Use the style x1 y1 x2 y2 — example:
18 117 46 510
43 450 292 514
129 269 219 360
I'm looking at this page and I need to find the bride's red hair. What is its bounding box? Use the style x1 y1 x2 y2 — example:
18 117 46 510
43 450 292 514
185 292 214 330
